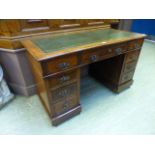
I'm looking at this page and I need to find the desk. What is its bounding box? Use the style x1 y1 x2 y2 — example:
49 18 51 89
22 26 145 126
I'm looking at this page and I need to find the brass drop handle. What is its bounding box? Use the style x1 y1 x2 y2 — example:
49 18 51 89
129 56 133 60
108 48 112 52
59 62 70 70
63 102 69 110
124 75 129 80
126 65 132 70
90 55 97 62
59 76 70 82
58 89 68 97
134 43 140 49
115 48 122 55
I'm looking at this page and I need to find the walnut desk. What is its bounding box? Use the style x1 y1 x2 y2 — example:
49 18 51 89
22 26 146 126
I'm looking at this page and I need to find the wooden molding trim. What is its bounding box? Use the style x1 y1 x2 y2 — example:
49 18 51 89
0 25 111 50
0 25 111 40
0 47 25 53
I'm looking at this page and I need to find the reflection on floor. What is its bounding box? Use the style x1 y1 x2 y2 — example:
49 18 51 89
0 40 155 135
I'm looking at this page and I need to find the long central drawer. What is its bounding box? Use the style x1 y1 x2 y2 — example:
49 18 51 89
81 42 128 65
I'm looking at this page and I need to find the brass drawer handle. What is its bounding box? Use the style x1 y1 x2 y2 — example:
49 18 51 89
126 66 132 70
129 56 137 61
63 102 69 110
59 62 70 70
58 89 68 97
90 55 97 62
108 48 112 53
125 65 134 71
124 75 129 80
134 43 140 49
59 76 70 82
115 48 122 55
129 56 134 61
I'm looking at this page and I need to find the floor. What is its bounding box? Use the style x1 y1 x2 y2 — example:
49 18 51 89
0 40 155 135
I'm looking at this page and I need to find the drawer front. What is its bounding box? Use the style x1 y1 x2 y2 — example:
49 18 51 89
42 54 78 75
21 19 49 31
100 43 127 59
59 19 81 28
120 71 134 84
81 42 127 65
110 42 128 55
47 70 78 89
81 48 106 64
53 97 78 116
128 39 144 51
123 61 137 73
125 50 140 63
51 83 77 103
87 19 105 26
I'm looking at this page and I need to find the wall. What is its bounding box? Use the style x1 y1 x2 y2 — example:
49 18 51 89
131 19 155 35
0 50 36 96
119 19 133 31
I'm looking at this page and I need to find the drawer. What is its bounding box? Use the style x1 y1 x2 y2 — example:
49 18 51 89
125 50 140 63
53 97 78 116
128 39 144 51
87 19 104 26
123 61 137 73
20 19 49 32
42 54 78 75
51 83 78 103
80 46 116 65
47 69 79 89
81 48 106 64
101 43 128 58
59 19 81 28
110 43 128 55
81 42 128 65
120 71 134 84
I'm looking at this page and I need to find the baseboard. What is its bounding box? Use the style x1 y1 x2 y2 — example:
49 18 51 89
8 82 37 96
52 105 81 126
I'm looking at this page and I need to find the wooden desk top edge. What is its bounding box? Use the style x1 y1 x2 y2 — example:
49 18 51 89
21 26 146 62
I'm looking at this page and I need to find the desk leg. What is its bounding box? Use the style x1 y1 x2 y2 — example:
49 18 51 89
89 53 138 93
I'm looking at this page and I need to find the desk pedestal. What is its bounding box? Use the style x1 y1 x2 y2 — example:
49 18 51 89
89 50 140 93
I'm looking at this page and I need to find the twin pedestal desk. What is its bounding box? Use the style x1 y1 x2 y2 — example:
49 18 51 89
22 26 145 126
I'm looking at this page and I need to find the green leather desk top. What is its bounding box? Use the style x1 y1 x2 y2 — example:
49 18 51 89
31 29 144 53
